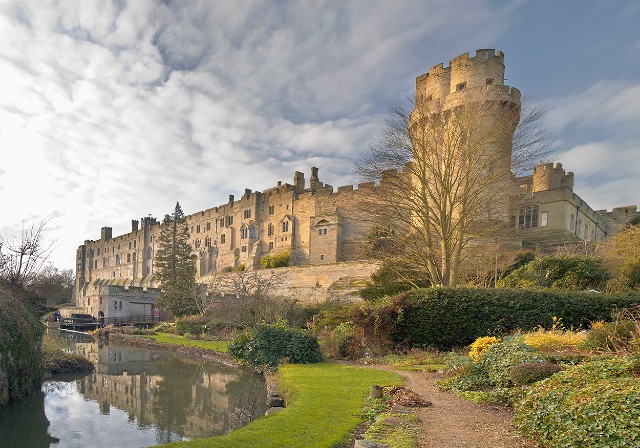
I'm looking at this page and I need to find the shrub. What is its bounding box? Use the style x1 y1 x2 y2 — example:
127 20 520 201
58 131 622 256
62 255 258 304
523 324 587 352
352 287 640 350
509 362 563 385
359 261 430 302
436 366 491 392
442 351 473 372
498 256 610 290
259 252 290 269
476 336 544 387
514 356 640 447
175 314 210 336
469 336 501 362
585 320 638 352
0 285 45 403
228 322 323 370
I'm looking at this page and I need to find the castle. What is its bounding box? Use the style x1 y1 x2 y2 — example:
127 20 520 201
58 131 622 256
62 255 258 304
73 49 639 320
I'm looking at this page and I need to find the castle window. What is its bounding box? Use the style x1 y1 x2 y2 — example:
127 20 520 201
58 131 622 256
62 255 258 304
220 234 226 244
250 227 257 238
570 214 575 231
196 224 201 233
134 240 136 248
240 226 248 239
127 253 131 263
195 238 201 248
269 241 274 250
94 260 98 269
318 228 328 235
518 205 539 229
541 212 548 227
206 222 211 231
97 248 100 255
103 257 109 268
456 82 466 92
226 216 233 226
205 236 211 247
243 210 251 219
320 255 325 261
268 223 274 236
129 242 132 249
146 248 152 260
282 221 289 232
268 205 275 215
486 78 494 86
191 225 194 233
241 245 247 253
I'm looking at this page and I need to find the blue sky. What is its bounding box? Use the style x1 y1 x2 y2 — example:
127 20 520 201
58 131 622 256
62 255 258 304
0 0 638 269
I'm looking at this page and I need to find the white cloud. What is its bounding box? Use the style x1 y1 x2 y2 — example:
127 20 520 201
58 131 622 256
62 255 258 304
0 0 521 269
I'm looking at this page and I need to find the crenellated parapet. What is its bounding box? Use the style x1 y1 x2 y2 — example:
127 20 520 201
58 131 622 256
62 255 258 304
415 49 520 109
532 162 574 193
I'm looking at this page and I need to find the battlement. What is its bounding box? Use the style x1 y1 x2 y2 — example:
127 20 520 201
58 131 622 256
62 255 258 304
532 163 574 193
416 49 517 107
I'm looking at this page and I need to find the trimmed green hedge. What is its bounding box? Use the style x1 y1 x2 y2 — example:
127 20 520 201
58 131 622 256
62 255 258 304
353 288 640 350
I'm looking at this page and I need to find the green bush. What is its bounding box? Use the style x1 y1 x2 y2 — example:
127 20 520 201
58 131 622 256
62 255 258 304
359 261 430 302
228 322 323 370
585 320 638 352
352 287 640 350
476 336 544 386
437 366 491 392
498 256 610 290
514 356 640 447
0 284 44 403
509 362 563 385
259 252 290 269
175 315 210 336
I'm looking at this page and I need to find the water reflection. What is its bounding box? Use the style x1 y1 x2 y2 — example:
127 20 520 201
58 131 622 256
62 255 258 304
0 331 267 448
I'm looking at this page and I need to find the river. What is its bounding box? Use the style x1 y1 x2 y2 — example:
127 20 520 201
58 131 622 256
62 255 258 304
0 330 267 448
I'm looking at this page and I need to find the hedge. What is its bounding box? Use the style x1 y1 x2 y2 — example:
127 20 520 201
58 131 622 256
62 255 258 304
353 288 640 350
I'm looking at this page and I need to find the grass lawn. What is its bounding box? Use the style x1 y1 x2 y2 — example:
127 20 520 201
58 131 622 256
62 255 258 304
156 362 403 448
144 332 230 352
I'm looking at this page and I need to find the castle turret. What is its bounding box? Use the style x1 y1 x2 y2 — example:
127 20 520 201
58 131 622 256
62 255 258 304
532 163 574 193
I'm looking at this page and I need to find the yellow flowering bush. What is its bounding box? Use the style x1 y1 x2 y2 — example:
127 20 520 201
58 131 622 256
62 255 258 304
469 336 501 362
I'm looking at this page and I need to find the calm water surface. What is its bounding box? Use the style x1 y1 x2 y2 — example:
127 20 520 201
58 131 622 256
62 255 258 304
0 330 267 448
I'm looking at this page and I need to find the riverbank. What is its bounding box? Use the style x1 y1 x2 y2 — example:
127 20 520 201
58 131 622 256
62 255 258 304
105 332 239 367
106 330 403 448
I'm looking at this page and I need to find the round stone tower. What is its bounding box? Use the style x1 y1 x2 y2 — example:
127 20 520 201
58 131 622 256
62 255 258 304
411 49 521 220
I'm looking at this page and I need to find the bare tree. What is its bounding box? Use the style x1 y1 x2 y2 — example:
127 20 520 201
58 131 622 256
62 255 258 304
356 97 554 287
0 219 54 287
200 270 294 326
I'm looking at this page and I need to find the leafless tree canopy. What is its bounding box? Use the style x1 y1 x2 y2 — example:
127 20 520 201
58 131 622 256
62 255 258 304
0 219 55 287
355 97 555 287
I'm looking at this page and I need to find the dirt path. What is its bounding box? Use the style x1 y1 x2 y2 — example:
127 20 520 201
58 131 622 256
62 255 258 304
375 366 536 448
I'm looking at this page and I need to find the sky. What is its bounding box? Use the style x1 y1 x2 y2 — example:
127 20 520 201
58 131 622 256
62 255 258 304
1 0 639 270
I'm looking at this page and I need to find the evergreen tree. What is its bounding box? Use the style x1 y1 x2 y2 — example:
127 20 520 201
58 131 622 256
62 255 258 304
155 202 197 316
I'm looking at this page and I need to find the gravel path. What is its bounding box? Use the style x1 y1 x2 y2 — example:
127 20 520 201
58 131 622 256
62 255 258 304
373 366 537 448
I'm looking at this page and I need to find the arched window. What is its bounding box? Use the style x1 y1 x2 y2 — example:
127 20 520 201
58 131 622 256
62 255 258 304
268 223 274 236
103 257 109 268
241 225 248 239
282 221 289 232
205 236 211 247
250 227 257 238
195 238 202 248
127 253 131 263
